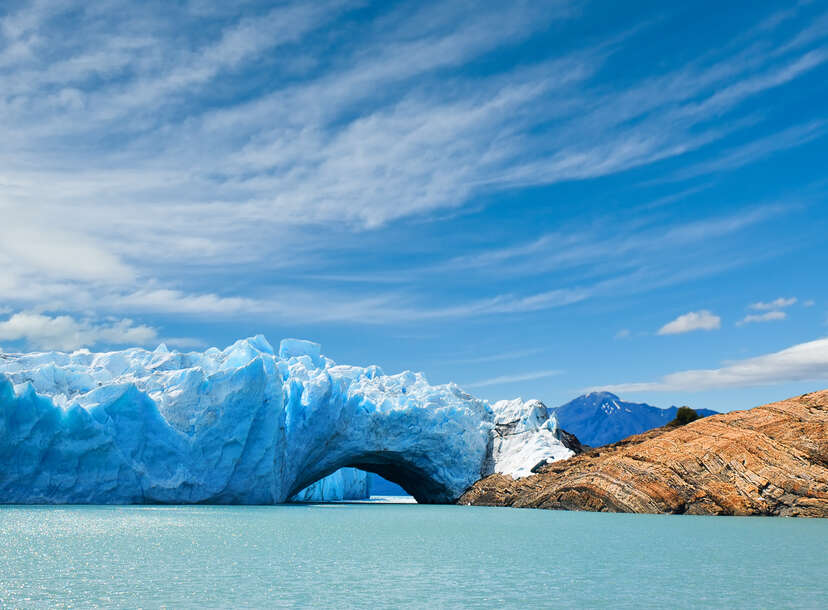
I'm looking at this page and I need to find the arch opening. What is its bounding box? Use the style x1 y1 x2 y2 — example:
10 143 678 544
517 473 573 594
288 450 458 504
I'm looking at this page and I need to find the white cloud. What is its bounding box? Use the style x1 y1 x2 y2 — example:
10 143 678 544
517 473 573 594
112 289 262 316
463 368 563 389
664 120 827 182
0 312 160 351
737 310 787 325
804 299 815 307
447 348 544 365
0 203 789 328
749 297 797 310
614 329 631 339
0 217 133 282
658 310 721 335
107 285 588 325
593 337 828 392
0 3 824 250
437 204 787 277
0 3 824 331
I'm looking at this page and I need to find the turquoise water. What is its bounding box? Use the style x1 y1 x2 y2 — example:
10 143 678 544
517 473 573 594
0 505 826 608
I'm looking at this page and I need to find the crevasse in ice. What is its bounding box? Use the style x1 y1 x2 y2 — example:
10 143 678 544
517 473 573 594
0 336 573 503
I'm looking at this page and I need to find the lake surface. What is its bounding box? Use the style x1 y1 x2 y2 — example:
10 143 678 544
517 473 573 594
1 504 826 608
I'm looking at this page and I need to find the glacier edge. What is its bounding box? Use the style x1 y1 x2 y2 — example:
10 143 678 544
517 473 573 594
0 336 574 504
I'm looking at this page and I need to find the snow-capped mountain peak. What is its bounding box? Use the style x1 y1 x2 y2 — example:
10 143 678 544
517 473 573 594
553 393 717 447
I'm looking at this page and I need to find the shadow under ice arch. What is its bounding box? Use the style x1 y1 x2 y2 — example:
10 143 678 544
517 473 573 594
0 337 575 505
291 452 459 504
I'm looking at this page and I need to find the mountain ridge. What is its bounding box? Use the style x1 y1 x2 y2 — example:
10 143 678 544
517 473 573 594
552 391 717 447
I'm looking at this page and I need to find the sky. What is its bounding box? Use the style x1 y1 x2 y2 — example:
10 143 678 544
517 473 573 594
1 0 827 413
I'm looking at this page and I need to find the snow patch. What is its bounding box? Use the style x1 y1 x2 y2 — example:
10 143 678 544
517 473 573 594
490 399 574 477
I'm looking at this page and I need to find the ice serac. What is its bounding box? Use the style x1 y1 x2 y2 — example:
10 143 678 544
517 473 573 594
489 398 576 477
0 337 574 504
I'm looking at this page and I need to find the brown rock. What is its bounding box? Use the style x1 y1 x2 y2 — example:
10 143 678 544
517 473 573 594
459 390 828 517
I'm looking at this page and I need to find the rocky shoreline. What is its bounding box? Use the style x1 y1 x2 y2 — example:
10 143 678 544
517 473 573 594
460 390 828 517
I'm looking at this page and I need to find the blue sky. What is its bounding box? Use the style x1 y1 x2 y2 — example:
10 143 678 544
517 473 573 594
1 0 827 412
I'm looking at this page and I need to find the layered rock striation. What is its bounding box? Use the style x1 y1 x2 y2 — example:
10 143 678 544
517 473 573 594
460 391 828 517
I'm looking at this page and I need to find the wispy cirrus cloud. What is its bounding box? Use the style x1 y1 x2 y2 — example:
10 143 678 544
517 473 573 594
463 368 563 389
446 348 545 365
435 204 789 278
750 297 798 310
1 2 826 349
664 121 827 182
0 202 798 333
658 310 721 335
0 284 586 330
2 2 825 251
735 296 797 326
593 337 828 392
0 214 134 282
737 310 787 325
0 311 159 351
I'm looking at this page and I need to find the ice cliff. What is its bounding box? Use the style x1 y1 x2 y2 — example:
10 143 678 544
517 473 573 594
0 336 575 504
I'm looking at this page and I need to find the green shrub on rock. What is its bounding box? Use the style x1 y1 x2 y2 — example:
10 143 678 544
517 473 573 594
669 406 700 427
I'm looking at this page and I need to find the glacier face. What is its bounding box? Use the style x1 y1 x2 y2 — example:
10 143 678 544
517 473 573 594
0 336 573 504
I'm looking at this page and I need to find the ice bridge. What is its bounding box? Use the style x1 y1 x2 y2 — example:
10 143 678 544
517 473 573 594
0 337 574 504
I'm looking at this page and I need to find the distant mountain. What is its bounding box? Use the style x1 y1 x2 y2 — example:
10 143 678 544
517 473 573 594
552 391 717 447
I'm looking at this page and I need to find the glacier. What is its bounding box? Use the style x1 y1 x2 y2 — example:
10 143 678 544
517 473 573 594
0 336 575 504
291 467 369 502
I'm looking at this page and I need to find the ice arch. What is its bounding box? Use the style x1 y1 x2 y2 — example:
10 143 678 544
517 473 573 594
0 337 575 504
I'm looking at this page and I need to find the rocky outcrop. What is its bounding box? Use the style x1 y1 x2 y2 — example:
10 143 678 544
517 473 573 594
460 391 828 517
